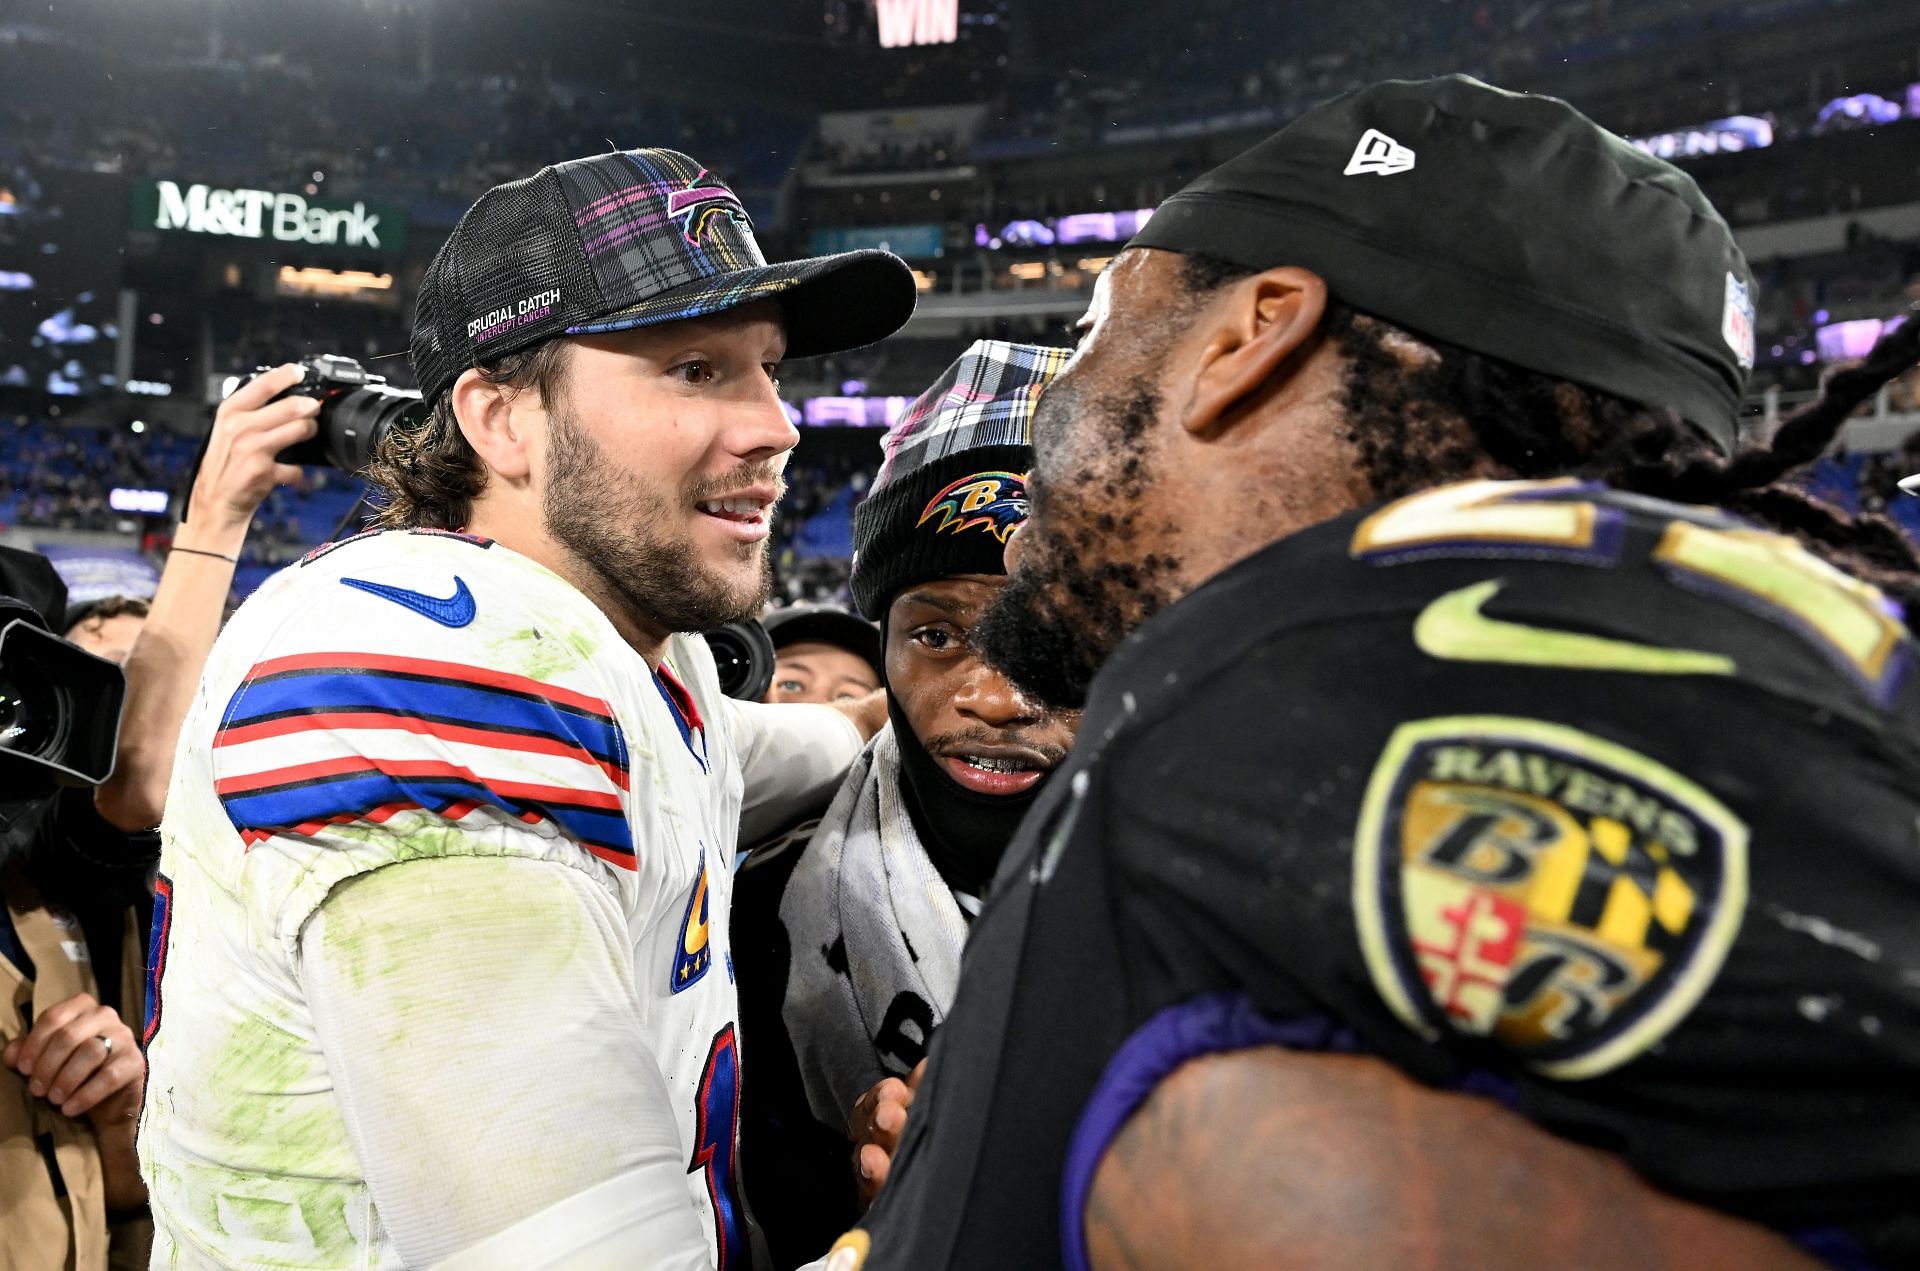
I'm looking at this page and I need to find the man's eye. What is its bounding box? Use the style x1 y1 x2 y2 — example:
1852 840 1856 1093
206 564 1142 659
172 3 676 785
914 627 958 652
777 679 805 693
764 362 783 388
675 360 715 386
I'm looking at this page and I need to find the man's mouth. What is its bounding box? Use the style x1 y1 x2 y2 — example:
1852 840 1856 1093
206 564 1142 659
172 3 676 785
940 748 1053 796
695 489 775 542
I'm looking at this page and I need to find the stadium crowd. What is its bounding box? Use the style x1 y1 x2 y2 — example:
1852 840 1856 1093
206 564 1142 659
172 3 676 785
3 0 1920 1267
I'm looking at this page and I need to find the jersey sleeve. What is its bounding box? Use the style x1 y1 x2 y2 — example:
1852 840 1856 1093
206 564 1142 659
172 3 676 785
1094 490 1920 1220
302 854 711 1270
211 574 641 956
721 696 865 846
1103 623 1764 1083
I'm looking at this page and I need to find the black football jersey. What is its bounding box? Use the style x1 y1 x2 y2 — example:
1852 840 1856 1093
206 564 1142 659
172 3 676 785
840 479 1920 1270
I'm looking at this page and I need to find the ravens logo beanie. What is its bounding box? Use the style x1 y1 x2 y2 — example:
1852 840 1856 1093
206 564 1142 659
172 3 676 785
849 340 1070 620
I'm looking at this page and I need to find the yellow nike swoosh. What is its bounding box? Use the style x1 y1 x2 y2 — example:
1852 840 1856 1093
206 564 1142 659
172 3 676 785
1414 580 1736 676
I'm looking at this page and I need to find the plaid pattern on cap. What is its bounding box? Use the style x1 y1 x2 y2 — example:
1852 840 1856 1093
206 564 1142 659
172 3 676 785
872 340 1074 493
410 148 917 406
851 340 1071 618
558 149 806 336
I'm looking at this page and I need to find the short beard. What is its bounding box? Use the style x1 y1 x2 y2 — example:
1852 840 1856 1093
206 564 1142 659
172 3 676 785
973 373 1181 710
542 404 774 636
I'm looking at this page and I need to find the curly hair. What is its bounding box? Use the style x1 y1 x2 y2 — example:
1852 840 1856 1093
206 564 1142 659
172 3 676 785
1176 252 1920 625
365 338 572 530
63 594 151 636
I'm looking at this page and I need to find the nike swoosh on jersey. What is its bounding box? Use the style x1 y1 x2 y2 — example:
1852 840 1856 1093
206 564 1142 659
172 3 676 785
1414 579 1736 676
340 575 477 628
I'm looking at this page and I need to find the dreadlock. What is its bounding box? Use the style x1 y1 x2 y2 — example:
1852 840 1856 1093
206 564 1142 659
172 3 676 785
1177 252 1920 628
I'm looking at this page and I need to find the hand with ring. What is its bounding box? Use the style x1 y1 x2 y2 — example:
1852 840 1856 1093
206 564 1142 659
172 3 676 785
3 992 145 1127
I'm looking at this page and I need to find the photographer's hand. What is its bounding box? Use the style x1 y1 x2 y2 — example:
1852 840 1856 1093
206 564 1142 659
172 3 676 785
185 363 320 540
94 365 319 832
3 992 147 1208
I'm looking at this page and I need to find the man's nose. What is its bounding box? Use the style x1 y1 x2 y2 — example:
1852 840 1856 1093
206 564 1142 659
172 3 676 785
954 660 1042 727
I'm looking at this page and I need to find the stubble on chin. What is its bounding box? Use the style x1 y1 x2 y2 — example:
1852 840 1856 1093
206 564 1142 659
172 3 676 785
542 417 773 636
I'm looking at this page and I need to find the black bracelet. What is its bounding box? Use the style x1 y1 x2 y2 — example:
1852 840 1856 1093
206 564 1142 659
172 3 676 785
170 545 238 565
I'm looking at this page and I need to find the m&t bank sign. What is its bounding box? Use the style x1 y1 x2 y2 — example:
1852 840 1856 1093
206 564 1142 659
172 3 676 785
132 180 406 253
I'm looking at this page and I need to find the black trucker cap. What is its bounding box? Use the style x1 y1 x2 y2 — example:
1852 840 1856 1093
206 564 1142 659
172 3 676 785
1128 75 1756 453
763 604 884 680
411 149 919 406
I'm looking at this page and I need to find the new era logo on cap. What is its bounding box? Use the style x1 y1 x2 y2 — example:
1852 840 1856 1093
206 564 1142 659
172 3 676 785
1345 128 1417 176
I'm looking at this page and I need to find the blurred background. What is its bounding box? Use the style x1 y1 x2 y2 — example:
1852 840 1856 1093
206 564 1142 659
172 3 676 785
1 0 1916 608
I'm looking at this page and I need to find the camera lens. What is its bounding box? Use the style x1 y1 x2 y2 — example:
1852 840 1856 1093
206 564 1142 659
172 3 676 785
0 672 67 760
706 628 754 696
327 386 427 473
701 619 776 702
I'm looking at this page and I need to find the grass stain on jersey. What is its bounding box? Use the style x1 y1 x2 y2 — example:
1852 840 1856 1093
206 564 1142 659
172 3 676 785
487 621 602 682
193 1012 362 1263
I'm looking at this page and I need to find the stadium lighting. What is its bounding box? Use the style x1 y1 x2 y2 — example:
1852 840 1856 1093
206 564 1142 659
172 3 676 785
276 266 395 299
129 420 147 434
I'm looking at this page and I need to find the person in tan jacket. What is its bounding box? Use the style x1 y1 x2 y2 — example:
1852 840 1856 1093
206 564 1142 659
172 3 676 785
1 861 150 1271
0 542 152 1271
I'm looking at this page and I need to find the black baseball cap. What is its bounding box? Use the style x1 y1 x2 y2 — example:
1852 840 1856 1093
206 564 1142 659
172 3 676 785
1128 75 1756 452
411 149 919 406
764 605 883 679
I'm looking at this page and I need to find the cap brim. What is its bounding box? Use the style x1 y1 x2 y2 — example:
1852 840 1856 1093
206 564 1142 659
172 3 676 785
564 248 917 359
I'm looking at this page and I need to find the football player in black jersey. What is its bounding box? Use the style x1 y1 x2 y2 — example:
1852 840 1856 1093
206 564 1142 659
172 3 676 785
824 76 1920 1270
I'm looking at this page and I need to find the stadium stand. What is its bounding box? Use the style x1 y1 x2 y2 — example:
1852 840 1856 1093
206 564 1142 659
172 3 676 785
2 0 1916 603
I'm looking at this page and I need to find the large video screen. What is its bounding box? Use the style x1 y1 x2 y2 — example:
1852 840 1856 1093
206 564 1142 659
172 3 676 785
0 167 126 395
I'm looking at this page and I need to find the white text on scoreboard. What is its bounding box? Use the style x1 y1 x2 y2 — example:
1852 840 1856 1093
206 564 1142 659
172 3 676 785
875 0 957 48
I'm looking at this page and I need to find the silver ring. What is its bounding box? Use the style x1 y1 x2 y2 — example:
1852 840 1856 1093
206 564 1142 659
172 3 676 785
97 1034 112 1057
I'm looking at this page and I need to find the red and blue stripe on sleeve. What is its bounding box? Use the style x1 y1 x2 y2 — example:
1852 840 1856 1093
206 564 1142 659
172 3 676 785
212 653 635 870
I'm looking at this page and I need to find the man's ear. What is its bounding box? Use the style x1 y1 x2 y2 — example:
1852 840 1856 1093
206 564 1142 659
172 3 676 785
1179 267 1329 439
450 367 536 483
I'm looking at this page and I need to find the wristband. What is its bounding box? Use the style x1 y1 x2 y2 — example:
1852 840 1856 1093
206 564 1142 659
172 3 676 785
170 545 239 565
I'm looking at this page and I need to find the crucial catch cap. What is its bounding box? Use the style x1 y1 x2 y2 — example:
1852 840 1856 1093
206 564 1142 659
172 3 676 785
1128 75 1757 453
411 148 919 407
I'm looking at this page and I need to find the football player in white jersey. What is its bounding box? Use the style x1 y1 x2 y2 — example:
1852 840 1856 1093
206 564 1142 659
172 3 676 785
138 148 917 1270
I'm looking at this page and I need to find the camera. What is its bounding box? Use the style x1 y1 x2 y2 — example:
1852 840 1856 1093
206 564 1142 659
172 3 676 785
0 613 125 790
0 548 128 862
240 353 427 473
703 618 776 702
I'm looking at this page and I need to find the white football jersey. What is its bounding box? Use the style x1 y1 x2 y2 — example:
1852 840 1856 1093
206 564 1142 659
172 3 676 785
139 528 749 1269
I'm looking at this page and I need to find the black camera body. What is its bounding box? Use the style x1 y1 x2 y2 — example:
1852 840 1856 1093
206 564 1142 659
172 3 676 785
0 612 125 791
0 549 125 797
0 548 129 865
247 353 426 473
